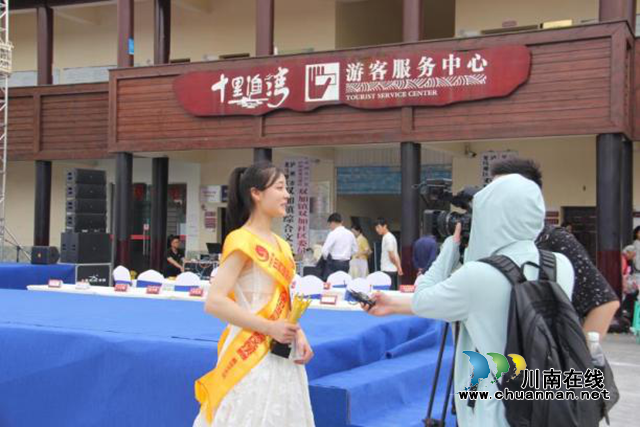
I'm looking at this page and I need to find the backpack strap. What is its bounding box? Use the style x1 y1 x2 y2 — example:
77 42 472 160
478 255 526 286
538 249 557 282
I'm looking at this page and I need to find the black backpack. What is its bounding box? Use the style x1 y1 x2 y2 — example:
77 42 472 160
478 250 603 427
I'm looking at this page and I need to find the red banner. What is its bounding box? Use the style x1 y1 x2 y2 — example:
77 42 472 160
174 45 530 117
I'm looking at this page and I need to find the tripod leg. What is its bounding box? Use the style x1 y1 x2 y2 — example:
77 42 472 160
440 345 455 426
424 322 450 426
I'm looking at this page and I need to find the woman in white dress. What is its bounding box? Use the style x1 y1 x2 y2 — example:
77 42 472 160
193 162 315 427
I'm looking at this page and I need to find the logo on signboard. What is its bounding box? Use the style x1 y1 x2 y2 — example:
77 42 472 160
305 63 340 102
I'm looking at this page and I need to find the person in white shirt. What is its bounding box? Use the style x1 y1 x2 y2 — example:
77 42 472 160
321 213 358 280
375 217 403 290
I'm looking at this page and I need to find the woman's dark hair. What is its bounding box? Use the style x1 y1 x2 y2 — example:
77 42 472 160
490 157 543 188
634 225 640 240
353 224 363 233
227 161 285 231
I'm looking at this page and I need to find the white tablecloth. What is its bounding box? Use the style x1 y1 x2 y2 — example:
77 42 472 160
27 284 409 311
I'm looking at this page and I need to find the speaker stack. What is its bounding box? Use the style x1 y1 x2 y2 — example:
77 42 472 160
61 169 112 286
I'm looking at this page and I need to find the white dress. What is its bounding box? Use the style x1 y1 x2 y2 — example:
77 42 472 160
193 264 316 427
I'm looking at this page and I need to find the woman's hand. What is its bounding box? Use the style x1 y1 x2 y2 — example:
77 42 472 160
362 292 395 317
294 329 314 365
267 320 300 344
452 222 462 244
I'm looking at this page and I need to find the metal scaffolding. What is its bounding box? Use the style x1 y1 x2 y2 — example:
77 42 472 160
0 0 12 262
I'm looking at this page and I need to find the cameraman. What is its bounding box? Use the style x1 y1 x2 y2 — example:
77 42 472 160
364 174 574 427
490 158 620 339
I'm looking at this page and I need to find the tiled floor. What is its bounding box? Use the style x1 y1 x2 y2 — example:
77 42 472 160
601 333 639 426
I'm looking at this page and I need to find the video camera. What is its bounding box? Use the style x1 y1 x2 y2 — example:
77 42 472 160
417 179 480 244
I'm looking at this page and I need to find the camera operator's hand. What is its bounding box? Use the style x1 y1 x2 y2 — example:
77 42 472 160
453 222 462 244
361 292 394 316
362 292 414 316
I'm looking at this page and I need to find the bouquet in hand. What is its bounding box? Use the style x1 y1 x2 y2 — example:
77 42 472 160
271 294 312 358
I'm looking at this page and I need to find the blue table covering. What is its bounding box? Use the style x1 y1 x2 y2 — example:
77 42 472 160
0 289 433 427
0 262 76 290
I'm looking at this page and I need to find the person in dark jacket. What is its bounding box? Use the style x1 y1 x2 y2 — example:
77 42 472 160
491 157 620 339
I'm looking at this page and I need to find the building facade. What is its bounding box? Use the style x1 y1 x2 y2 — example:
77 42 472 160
6 0 640 291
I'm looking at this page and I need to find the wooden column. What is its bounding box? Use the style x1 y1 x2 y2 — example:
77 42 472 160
115 152 133 267
150 158 169 271
596 133 623 298
115 0 134 266
254 0 274 161
34 7 53 247
403 0 423 42
151 0 171 267
399 1 422 285
255 0 275 56
254 148 272 163
154 0 171 64
117 0 134 67
34 160 52 246
599 0 636 31
36 6 53 85
400 142 420 285
621 138 634 246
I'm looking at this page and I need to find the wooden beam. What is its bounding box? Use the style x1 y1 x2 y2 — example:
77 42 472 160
154 0 171 64
36 6 54 85
117 0 134 68
255 0 274 56
403 0 422 42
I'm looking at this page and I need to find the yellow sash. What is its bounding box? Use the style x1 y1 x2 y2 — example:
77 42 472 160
195 228 295 424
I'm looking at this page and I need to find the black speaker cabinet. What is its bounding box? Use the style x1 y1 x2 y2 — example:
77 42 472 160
65 213 107 233
61 232 111 264
31 246 60 265
66 199 107 215
66 169 106 185
75 263 112 287
66 183 107 200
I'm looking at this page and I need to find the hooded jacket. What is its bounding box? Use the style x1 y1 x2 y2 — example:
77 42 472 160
411 174 574 427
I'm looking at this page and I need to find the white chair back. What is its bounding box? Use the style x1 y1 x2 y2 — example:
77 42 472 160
112 265 131 286
327 271 352 289
348 278 372 294
367 271 392 290
174 271 201 292
136 270 165 288
294 275 325 298
210 267 219 279
414 273 424 285
176 272 200 286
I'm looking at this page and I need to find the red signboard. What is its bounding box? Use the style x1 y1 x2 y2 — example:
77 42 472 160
174 45 530 117
146 285 161 295
189 287 204 297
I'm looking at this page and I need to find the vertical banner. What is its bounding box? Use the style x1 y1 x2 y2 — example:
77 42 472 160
480 150 518 186
283 158 311 255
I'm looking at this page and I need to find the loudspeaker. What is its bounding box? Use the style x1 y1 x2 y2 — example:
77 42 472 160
66 199 107 214
65 213 107 232
66 183 107 200
31 246 60 265
76 263 112 287
66 169 106 185
61 232 111 264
